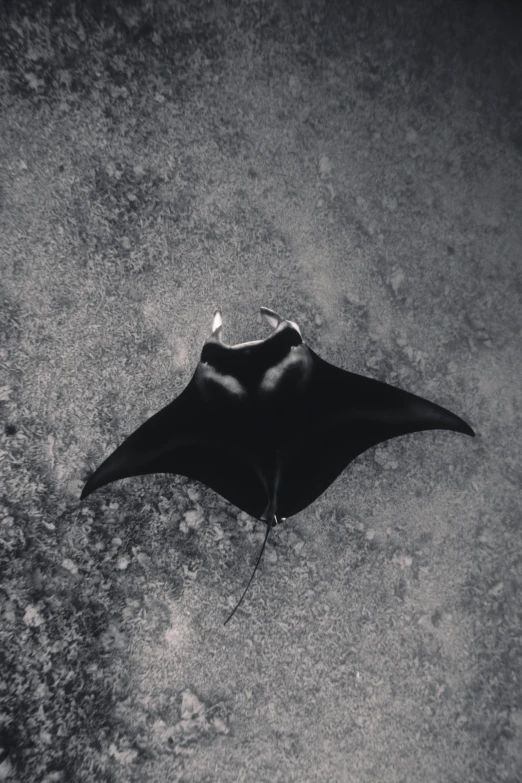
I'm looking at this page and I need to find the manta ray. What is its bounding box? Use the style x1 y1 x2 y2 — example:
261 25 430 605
82 307 475 622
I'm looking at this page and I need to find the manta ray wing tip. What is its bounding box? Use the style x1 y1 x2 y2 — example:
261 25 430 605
449 415 475 438
425 401 475 439
80 470 104 500
80 484 90 500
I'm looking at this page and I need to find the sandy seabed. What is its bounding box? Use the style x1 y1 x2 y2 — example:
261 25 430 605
0 2 521 781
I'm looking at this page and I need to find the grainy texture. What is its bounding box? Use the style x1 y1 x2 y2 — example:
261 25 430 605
0 1 521 782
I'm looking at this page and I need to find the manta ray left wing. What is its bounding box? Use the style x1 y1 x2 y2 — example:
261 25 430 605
81 309 299 519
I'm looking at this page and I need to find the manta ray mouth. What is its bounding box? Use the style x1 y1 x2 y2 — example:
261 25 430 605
211 307 302 349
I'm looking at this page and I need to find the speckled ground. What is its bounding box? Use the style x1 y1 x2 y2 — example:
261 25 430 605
1 2 521 781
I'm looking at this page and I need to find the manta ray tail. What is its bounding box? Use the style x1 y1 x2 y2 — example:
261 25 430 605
224 518 274 625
